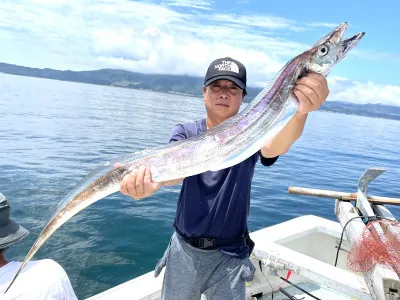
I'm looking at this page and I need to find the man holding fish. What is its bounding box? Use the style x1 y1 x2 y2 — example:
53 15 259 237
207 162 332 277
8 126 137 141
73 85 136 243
5 23 364 299
119 57 329 299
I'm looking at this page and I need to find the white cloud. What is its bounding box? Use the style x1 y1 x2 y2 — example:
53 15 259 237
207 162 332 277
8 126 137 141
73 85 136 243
31 0 68 5
0 0 398 106
210 14 305 31
307 22 341 28
328 76 400 106
162 0 213 10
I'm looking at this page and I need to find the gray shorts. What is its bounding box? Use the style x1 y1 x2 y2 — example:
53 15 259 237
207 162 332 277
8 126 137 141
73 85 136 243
154 232 256 300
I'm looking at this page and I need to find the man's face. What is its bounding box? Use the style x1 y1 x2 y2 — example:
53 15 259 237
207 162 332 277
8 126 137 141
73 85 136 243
203 79 244 122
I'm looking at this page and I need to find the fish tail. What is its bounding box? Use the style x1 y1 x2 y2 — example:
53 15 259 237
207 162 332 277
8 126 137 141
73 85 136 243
5 166 129 292
4 234 43 293
4 270 19 294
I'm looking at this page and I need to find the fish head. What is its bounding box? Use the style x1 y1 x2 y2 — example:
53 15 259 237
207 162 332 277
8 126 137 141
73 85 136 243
305 22 365 76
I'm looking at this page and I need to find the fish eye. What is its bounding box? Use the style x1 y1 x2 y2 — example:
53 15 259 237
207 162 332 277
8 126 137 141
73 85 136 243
318 45 329 56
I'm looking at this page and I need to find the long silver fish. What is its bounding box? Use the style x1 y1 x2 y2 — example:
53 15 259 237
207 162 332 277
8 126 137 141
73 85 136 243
5 22 364 293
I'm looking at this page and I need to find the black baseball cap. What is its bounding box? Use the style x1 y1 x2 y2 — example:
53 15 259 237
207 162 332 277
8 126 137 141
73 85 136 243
204 57 247 90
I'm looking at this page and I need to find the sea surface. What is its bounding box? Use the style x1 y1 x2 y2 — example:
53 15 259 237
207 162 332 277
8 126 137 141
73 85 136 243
0 73 399 299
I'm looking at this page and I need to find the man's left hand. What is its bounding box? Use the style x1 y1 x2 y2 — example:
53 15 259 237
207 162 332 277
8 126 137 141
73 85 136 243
293 72 329 114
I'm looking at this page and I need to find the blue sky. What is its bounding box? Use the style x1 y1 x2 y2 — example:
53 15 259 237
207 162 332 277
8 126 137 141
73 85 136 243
0 0 399 105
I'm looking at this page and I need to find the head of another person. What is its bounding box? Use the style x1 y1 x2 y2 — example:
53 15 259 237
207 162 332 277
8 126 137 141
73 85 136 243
203 57 247 122
0 192 29 261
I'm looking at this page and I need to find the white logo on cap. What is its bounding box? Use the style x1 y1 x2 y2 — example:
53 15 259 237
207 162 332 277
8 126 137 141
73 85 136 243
214 61 239 73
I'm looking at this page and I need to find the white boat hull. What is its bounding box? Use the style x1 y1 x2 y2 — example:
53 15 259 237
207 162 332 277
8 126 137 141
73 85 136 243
86 215 375 300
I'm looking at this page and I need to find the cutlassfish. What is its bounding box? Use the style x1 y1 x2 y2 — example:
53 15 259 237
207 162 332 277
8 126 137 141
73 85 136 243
5 22 365 293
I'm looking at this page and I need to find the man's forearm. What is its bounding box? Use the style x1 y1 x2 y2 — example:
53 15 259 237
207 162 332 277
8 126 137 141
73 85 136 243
261 112 308 158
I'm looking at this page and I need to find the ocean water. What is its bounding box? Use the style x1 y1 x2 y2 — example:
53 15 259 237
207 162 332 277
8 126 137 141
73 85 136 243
0 73 399 299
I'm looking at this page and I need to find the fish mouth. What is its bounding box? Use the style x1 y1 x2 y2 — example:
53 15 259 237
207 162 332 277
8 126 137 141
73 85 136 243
330 22 349 44
323 22 365 61
330 22 365 55
342 32 365 56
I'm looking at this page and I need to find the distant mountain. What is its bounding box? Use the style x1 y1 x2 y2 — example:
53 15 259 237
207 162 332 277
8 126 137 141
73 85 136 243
320 101 400 120
0 62 399 121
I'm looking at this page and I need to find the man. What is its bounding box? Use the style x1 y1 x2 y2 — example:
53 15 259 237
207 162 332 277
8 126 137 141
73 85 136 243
120 57 329 299
0 192 78 299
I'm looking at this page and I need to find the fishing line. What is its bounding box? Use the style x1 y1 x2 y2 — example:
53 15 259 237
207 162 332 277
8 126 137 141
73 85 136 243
258 259 274 300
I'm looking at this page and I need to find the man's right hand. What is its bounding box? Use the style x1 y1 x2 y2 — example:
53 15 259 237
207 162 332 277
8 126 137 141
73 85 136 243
119 165 162 200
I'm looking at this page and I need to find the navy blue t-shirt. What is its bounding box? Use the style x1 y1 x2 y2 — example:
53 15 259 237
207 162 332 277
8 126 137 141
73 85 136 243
169 119 278 258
